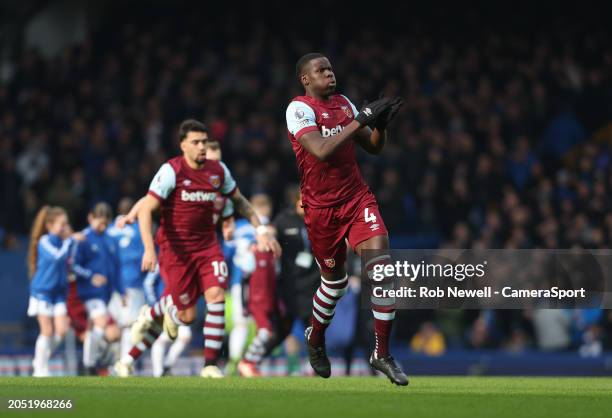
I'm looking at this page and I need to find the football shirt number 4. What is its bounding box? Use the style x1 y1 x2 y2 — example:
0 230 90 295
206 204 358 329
365 208 377 223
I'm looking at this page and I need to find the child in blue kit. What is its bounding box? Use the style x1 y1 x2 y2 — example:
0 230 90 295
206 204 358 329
72 202 124 373
27 206 75 377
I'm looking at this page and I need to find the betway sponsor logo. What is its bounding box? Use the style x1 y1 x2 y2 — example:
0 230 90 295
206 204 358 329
321 124 343 137
181 190 217 202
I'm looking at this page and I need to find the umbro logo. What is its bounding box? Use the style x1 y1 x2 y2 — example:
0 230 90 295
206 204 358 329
322 112 330 119
363 108 372 116
183 179 192 186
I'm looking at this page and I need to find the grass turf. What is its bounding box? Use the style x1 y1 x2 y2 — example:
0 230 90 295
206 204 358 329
1 376 611 418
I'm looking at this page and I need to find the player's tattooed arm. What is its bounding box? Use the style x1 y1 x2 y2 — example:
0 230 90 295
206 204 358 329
230 188 261 227
353 126 386 155
298 120 362 161
229 188 282 257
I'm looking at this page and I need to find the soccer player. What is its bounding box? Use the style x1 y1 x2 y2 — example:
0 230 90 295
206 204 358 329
148 140 234 377
72 202 124 374
113 138 235 377
107 197 147 359
117 120 280 377
285 53 407 385
27 206 74 377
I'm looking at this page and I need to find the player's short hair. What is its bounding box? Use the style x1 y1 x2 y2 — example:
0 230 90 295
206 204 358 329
90 202 113 220
207 140 220 150
178 119 208 142
296 52 326 82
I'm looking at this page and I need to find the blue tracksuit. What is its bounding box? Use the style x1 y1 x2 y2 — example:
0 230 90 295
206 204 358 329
72 227 123 302
107 220 145 290
30 234 73 304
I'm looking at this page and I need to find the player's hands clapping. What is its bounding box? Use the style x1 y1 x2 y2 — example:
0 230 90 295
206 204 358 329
141 248 158 272
355 95 403 129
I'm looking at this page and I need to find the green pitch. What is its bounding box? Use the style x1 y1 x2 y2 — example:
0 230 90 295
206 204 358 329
1 376 612 418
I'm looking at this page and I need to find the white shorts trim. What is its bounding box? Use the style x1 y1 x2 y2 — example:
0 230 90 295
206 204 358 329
84 298 108 319
27 296 67 317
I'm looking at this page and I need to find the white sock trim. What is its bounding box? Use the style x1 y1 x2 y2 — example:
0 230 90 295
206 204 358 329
206 303 225 312
373 310 396 320
205 315 225 325
312 310 331 324
320 282 348 298
320 274 348 285
316 288 335 305
313 299 335 316
203 327 224 336
204 339 223 349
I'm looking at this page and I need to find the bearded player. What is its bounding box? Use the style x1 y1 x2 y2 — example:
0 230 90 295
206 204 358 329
285 53 406 385
116 119 280 378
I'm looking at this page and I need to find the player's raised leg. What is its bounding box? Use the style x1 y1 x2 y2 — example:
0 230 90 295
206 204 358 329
113 320 163 377
131 294 170 343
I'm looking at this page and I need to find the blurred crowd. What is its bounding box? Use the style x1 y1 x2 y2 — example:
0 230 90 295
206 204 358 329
1 4 612 355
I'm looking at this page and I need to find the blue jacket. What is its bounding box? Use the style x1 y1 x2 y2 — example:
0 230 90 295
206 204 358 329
30 234 73 299
107 220 145 289
227 219 256 286
72 227 123 302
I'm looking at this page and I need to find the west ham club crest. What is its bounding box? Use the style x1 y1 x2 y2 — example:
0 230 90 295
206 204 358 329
341 106 352 118
209 175 221 189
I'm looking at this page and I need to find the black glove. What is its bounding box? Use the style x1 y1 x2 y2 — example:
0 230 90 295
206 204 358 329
354 96 395 127
373 96 404 130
